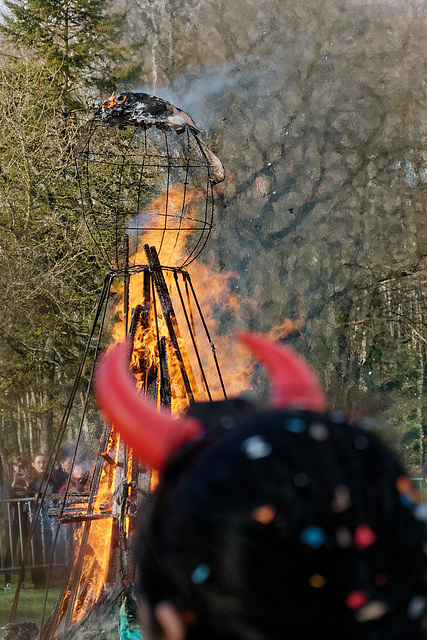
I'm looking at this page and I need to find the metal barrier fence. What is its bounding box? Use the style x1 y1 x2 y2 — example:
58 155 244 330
0 496 69 583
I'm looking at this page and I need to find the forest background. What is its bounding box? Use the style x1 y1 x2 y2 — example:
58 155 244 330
0 0 427 476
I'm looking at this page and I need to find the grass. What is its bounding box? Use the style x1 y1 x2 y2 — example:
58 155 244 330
0 587 60 627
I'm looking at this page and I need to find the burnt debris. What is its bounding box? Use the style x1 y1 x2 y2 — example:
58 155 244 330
95 91 199 134
93 91 225 185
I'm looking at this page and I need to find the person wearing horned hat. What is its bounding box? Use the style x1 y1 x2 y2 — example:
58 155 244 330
95 333 427 640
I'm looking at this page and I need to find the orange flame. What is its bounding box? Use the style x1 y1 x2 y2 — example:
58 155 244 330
267 312 307 341
102 91 127 111
112 185 206 414
69 427 132 624
111 184 258 413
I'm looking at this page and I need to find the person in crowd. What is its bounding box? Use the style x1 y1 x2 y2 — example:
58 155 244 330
51 446 88 495
50 446 89 572
67 462 89 494
95 333 427 640
3 456 32 590
27 452 54 589
28 453 49 494
51 446 73 494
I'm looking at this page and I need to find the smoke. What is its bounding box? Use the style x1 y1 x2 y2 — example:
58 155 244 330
135 65 243 132
134 52 291 133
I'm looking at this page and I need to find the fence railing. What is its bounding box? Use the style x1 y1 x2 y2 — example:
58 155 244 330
0 496 69 581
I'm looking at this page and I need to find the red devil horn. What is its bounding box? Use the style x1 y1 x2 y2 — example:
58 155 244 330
237 332 326 412
94 340 203 471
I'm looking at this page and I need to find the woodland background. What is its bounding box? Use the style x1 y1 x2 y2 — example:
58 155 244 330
1 0 427 475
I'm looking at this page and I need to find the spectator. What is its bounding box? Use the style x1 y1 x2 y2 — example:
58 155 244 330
28 453 53 589
3 456 32 590
68 463 89 494
95 334 427 640
28 453 50 494
51 446 88 494
51 446 73 494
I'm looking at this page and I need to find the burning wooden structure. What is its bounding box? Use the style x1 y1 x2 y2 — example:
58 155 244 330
9 92 226 639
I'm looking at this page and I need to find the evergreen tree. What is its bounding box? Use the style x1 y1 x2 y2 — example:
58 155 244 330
1 0 142 111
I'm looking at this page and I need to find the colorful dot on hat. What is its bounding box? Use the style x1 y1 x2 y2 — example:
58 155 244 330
354 524 377 550
331 485 352 513
241 435 272 460
336 526 352 548
191 564 211 584
396 475 413 494
330 411 346 423
357 417 375 431
345 590 369 610
400 493 416 509
294 472 309 488
407 595 427 619
308 574 327 588
374 572 388 587
354 435 368 450
414 503 427 521
355 600 388 622
395 475 420 506
251 505 277 524
300 526 327 549
308 422 330 441
219 415 235 429
284 418 306 433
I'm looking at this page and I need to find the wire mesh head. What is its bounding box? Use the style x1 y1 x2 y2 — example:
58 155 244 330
74 95 221 269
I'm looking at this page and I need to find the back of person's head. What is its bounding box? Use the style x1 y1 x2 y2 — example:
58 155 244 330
137 409 427 640
95 333 427 640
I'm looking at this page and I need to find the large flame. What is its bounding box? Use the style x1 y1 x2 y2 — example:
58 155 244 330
66 182 305 626
68 429 120 623
113 185 206 414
